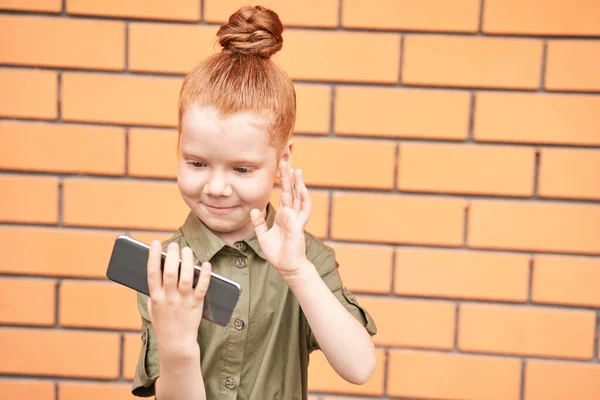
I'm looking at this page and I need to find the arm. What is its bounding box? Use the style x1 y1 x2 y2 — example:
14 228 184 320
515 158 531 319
155 349 205 400
146 241 212 400
250 161 376 385
284 260 376 384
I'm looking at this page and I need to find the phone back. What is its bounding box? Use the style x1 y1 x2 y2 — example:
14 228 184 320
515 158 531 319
106 236 241 327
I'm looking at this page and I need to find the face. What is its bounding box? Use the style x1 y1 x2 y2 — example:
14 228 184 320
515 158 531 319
177 105 290 244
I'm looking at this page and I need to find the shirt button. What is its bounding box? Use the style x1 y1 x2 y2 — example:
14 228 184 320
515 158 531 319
234 242 247 252
224 377 236 389
234 318 245 330
235 257 247 268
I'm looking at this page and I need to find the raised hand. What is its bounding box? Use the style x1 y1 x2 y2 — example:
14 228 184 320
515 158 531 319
146 241 211 357
250 160 312 278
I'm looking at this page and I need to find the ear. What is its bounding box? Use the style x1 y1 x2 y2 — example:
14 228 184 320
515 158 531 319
276 141 293 178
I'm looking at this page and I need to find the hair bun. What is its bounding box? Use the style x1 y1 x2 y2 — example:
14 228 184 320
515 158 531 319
216 5 284 59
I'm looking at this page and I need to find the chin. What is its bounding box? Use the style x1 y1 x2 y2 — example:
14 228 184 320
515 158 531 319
198 209 246 232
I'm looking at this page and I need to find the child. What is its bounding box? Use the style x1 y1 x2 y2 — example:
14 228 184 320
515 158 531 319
132 5 377 399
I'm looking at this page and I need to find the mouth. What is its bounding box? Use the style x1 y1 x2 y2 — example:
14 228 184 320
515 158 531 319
203 203 239 213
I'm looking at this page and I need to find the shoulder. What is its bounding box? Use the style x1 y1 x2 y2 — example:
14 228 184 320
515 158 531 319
304 231 337 274
159 229 186 250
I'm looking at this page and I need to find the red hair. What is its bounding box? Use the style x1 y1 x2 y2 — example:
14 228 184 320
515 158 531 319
178 5 296 151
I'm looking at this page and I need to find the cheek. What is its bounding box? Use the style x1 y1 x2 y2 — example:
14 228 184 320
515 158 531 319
177 169 200 196
236 173 275 203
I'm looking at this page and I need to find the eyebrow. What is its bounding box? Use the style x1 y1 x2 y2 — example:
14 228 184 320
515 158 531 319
181 149 265 165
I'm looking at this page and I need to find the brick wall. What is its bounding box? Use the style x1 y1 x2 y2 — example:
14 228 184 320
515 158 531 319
1 0 599 399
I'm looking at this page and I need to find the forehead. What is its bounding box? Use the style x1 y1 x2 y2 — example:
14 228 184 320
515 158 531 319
180 105 274 147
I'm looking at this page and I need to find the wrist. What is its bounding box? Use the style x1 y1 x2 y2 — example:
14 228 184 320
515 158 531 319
159 339 200 363
280 259 317 288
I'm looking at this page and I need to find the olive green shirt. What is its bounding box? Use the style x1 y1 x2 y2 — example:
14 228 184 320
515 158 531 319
132 203 377 399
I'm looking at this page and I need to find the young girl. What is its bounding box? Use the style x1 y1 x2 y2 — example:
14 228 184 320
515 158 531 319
132 5 377 399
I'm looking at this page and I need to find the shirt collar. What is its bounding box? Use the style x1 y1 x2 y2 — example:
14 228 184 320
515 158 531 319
181 203 276 262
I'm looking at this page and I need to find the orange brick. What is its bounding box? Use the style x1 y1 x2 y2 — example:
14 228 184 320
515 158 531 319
358 296 455 349
0 226 121 277
343 0 480 32
0 0 60 12
205 0 338 27
0 328 120 378
60 281 140 330
483 0 600 36
0 68 56 120
294 84 331 134
274 30 400 83
123 332 142 381
525 360 600 400
388 350 521 400
0 15 124 70
129 128 178 178
294 137 395 189
533 255 600 307
270 188 329 238
468 200 600 254
395 248 530 302
63 178 189 231
546 40 600 92
0 175 58 224
327 243 393 294
60 382 138 400
539 148 600 200
403 36 542 89
459 304 595 359
334 86 470 139
67 0 200 21
0 121 125 175
308 349 385 395
0 278 55 326
321 398 373 400
474 92 600 146
398 143 535 196
331 193 465 246
128 23 217 74
61 73 181 126
0 380 54 400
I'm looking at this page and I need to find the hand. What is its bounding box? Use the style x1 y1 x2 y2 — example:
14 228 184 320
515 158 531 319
146 241 211 358
250 160 312 278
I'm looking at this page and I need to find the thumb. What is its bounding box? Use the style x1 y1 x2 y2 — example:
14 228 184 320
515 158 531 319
250 209 268 236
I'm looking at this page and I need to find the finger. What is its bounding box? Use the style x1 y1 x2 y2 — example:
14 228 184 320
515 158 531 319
279 160 293 208
178 246 194 293
147 296 153 322
193 262 212 302
147 240 163 297
296 169 312 225
250 208 268 236
293 168 302 214
162 242 180 291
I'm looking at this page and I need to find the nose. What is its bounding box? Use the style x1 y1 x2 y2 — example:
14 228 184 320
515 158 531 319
203 170 232 197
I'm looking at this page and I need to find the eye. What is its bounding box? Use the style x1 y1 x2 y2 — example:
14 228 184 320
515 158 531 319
188 161 206 168
234 167 252 174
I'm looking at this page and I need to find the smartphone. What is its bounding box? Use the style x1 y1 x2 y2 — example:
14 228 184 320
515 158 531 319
106 235 241 327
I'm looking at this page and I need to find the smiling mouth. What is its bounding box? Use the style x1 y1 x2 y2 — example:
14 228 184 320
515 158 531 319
203 203 238 211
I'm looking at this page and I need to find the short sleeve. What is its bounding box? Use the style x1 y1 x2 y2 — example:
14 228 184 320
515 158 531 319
131 292 160 397
305 239 377 353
